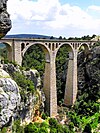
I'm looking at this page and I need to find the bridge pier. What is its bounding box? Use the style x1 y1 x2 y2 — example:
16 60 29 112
13 41 22 65
64 50 78 105
6 45 13 62
43 51 57 117
43 62 51 115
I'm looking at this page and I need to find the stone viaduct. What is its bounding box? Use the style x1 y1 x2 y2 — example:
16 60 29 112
0 38 98 117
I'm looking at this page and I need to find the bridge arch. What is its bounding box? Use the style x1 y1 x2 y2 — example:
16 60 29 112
55 43 74 106
55 42 74 56
0 42 12 62
78 43 90 54
22 42 50 64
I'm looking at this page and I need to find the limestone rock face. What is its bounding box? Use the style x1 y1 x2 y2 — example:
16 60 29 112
23 69 41 89
78 46 100 90
3 63 21 74
0 0 11 38
2 64 45 125
15 69 45 125
3 64 41 89
0 69 21 128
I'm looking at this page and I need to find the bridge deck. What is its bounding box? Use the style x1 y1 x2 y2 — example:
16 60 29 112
0 38 98 43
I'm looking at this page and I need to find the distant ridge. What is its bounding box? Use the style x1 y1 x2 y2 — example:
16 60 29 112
5 34 52 39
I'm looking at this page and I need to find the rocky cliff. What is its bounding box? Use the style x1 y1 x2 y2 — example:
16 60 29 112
0 69 20 128
0 64 45 129
73 45 100 116
0 0 11 38
78 45 100 94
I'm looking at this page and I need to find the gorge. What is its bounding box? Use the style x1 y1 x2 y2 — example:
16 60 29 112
0 0 100 132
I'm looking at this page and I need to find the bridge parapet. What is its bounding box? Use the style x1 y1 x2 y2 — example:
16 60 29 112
0 38 98 52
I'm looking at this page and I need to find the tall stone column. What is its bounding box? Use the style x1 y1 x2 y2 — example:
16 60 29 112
49 51 57 117
43 61 51 115
43 51 57 117
64 50 78 105
13 41 22 65
6 44 12 61
72 50 78 104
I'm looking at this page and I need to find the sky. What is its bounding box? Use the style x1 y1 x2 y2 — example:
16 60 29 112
7 0 100 38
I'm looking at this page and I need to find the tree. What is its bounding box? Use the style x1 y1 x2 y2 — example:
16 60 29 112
59 36 63 39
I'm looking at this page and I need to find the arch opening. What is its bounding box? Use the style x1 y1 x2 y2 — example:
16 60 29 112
55 43 74 106
77 43 90 68
78 43 90 55
22 43 50 87
21 43 25 51
0 42 12 64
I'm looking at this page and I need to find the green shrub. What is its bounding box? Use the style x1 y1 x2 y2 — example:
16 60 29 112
24 123 38 133
38 127 48 133
49 118 58 128
41 113 48 120
56 124 65 133
68 111 81 127
40 121 49 128
34 122 40 128
63 126 70 133
13 71 34 95
83 123 92 133
50 128 57 133
68 122 75 132
24 122 49 133
0 127 7 133
12 119 24 133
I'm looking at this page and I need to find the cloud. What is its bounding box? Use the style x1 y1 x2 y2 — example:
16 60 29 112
7 0 60 21
88 5 100 12
46 3 100 30
7 0 100 37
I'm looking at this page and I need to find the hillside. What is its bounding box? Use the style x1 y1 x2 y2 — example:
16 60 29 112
5 34 52 39
0 34 52 48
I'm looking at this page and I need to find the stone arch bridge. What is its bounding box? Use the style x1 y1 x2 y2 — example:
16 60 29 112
0 38 98 117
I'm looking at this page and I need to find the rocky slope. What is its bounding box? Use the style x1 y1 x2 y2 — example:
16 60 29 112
0 69 20 128
0 64 45 129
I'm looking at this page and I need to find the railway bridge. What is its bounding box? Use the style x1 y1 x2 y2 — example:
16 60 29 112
0 38 97 116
